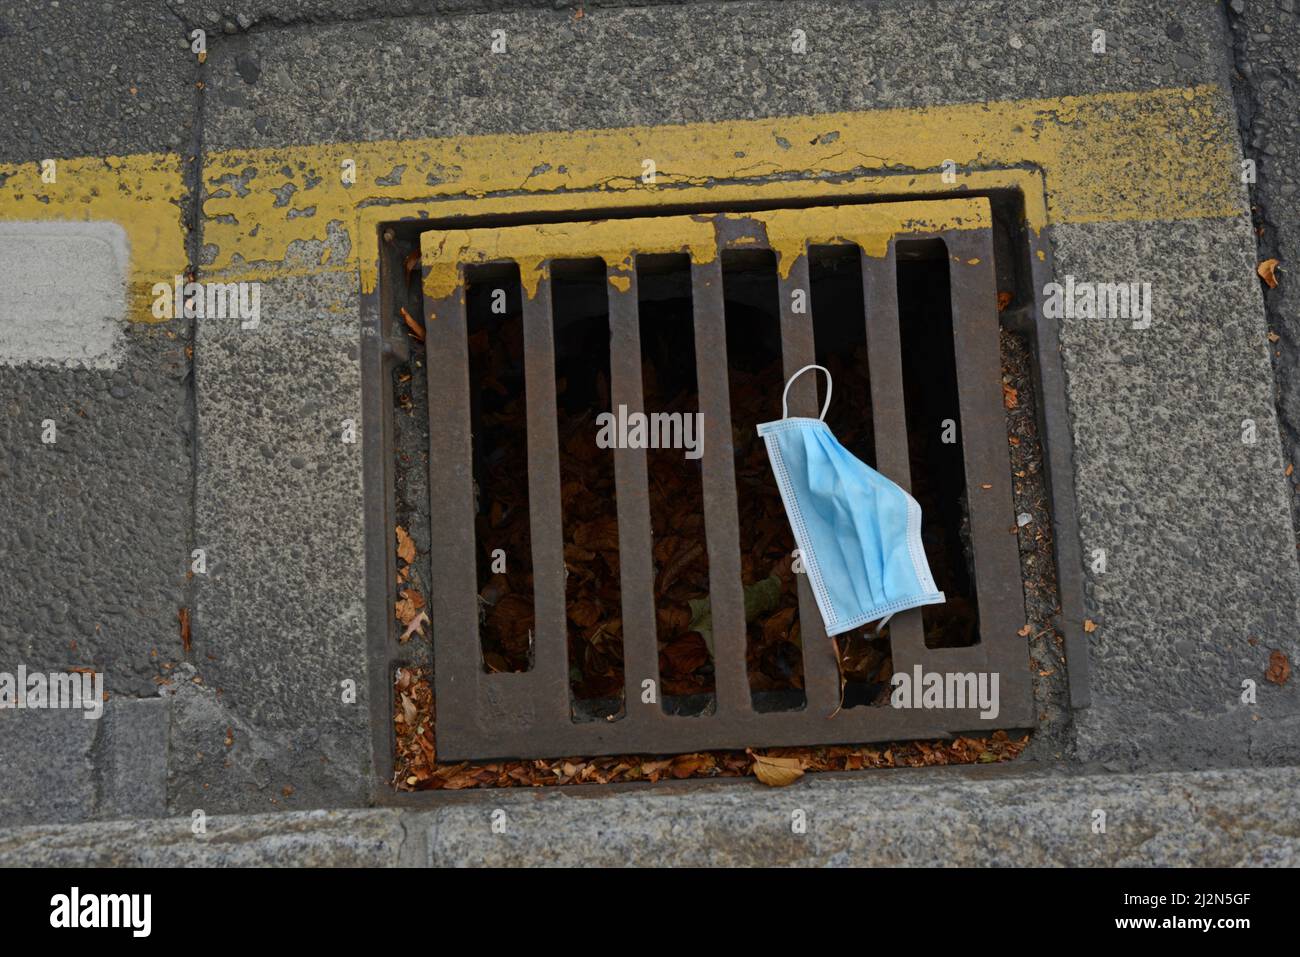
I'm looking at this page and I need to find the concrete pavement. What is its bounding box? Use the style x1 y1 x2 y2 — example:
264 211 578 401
1 0 1298 862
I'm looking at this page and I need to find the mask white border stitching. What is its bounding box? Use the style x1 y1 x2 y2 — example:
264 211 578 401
761 430 840 630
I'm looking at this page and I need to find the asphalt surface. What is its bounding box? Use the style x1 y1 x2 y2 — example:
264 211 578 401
1229 0 1300 541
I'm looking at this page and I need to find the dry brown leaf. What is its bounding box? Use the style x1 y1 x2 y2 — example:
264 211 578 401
996 291 1013 311
395 589 425 626
670 752 715 778
573 518 619 552
401 306 425 343
400 609 429 643
403 249 421 284
395 525 417 564
1266 649 1291 686
1002 382 1019 410
1258 258 1281 289
751 752 804 787
661 631 710 676
567 598 600 629
197 50 207 65
400 692 418 727
1017 624 1032 637
1083 619 1097 633
639 759 672 780
179 607 191 653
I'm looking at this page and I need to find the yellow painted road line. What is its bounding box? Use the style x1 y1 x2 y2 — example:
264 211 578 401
1 86 1240 320
0 153 188 323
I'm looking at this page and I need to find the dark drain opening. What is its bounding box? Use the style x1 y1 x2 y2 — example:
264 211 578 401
637 254 717 716
897 241 980 650
722 250 808 712
552 259 627 720
810 247 893 709
466 264 535 674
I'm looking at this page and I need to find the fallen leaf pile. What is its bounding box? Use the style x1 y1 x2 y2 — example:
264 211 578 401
392 665 1028 791
394 524 427 642
466 316 540 675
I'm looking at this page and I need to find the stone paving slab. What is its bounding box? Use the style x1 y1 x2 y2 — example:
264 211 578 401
1053 216 1300 767
0 708 99 827
421 765 1300 867
0 807 408 867
2 766 1295 866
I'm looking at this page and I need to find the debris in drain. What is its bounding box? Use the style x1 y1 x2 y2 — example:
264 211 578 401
391 665 1027 791
750 751 804 787
394 524 429 642
400 306 424 343
1257 258 1280 289
395 525 416 563
389 281 1061 784
403 249 421 285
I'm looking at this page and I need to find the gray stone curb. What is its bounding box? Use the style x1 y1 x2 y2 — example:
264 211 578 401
2 766 1295 866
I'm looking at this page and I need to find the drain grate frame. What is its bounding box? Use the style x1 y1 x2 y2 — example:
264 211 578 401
414 198 1045 762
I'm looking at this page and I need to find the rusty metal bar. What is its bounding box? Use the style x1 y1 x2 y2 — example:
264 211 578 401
776 249 841 717
606 261 661 722
691 257 750 715
520 269 572 720
860 244 928 666
423 272 483 743
944 231 1034 724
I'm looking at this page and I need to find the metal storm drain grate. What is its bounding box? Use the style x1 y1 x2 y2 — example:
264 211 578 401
418 198 1037 761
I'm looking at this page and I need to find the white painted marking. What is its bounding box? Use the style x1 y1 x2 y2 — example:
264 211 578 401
0 221 129 369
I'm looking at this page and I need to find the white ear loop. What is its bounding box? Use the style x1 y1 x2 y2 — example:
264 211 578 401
781 364 833 420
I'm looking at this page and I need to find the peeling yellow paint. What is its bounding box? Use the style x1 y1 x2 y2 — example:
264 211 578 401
1 85 1241 322
421 199 991 298
729 202 991 278
0 152 187 323
422 217 719 300
209 85 1237 293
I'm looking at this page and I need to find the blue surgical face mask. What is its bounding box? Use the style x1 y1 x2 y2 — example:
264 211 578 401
757 364 945 637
